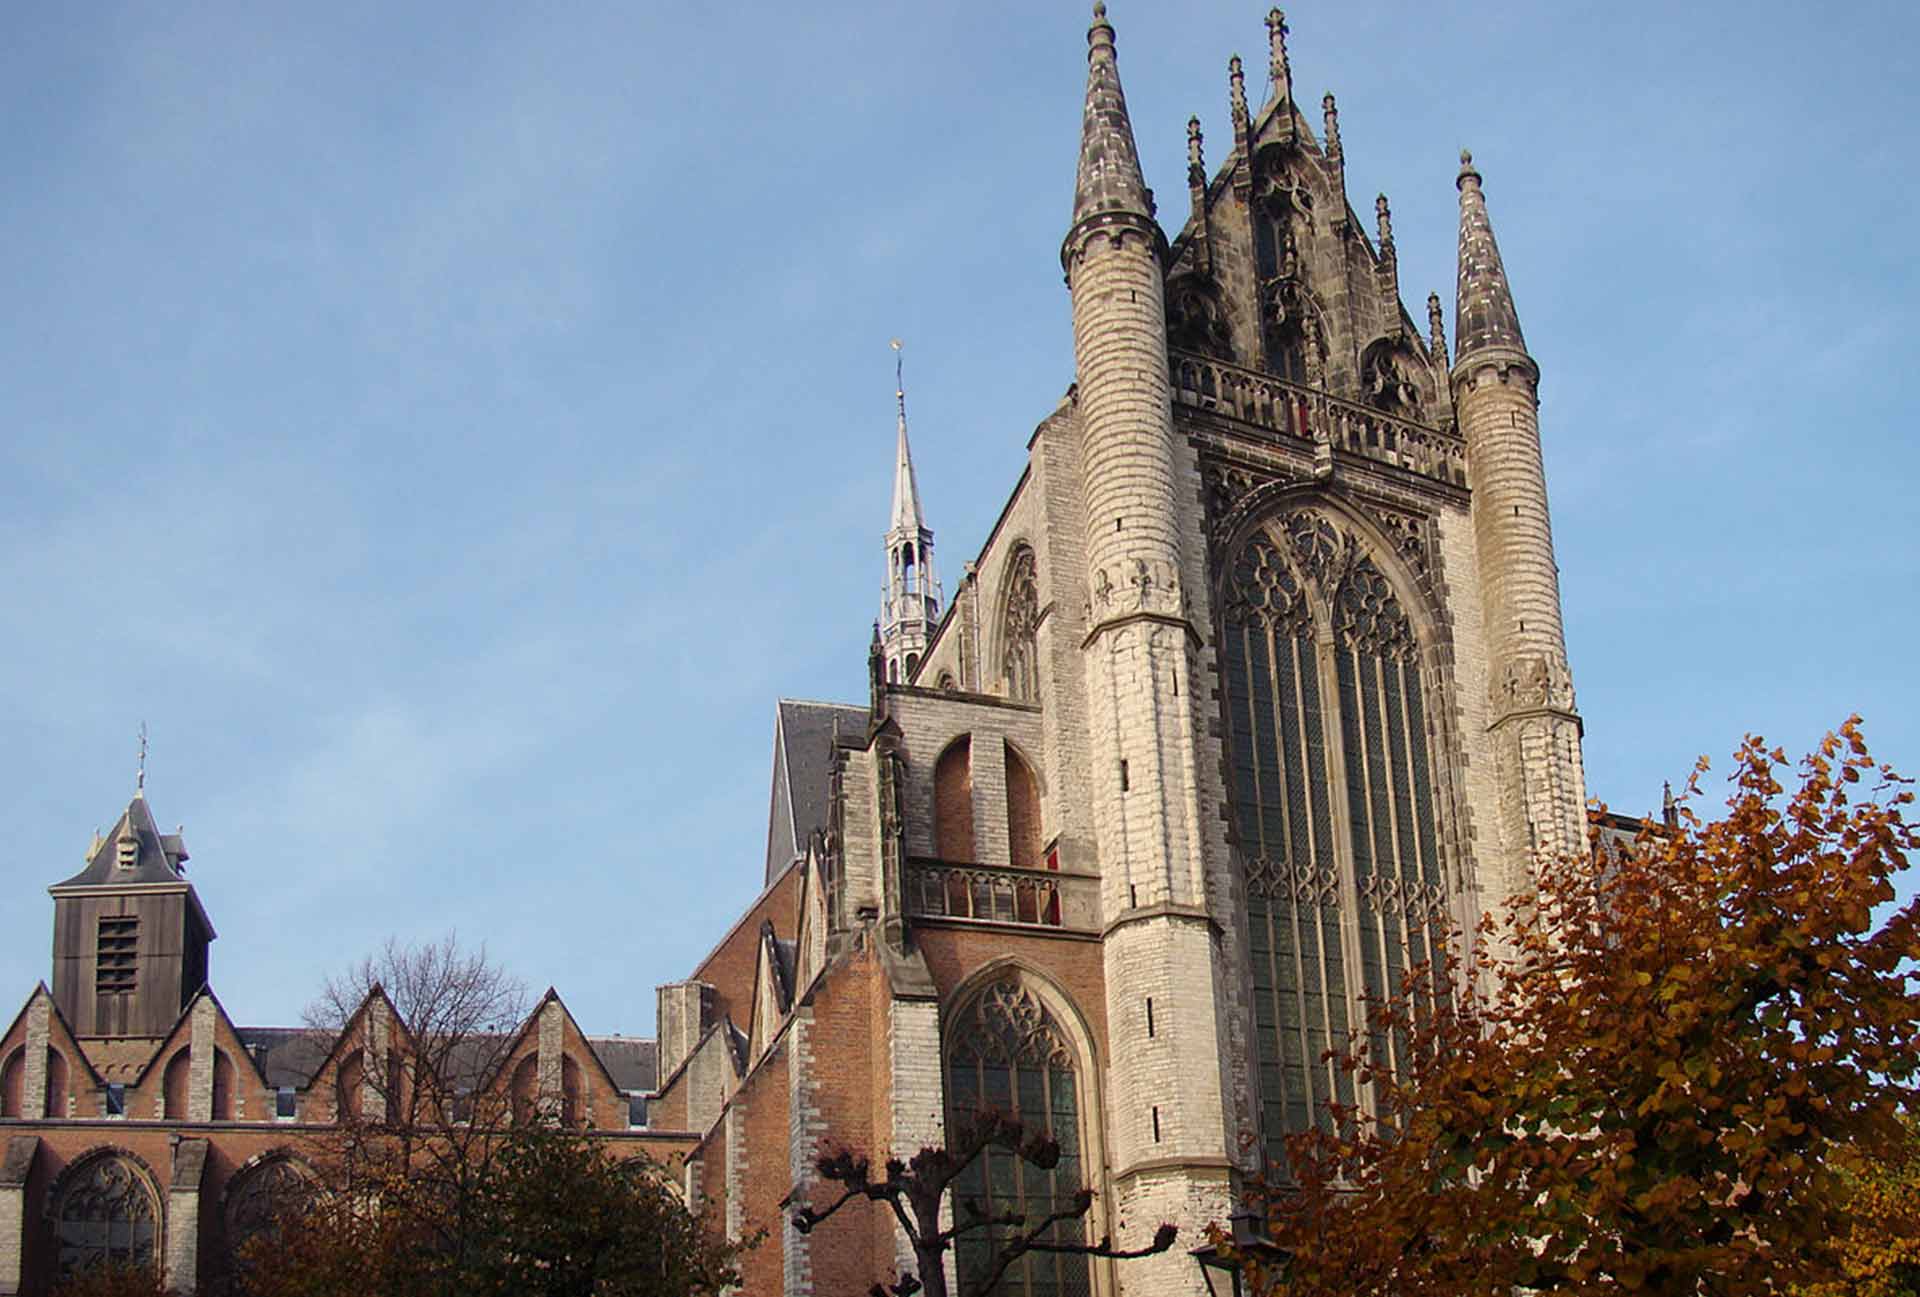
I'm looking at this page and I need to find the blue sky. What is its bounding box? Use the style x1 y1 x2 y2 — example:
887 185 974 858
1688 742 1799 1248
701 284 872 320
2 2 1914 1036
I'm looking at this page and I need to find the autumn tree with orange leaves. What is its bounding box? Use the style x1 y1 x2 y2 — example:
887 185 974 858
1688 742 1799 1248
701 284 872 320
1219 720 1920 1297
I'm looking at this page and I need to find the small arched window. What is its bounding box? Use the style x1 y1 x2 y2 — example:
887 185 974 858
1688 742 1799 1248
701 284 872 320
1005 743 1043 869
163 1048 191 1121
55 1153 160 1274
933 737 974 863
336 1049 365 1122
945 979 1090 1297
46 1048 69 1118
212 1048 235 1121
510 1054 539 1124
561 1055 584 1127
999 547 1040 703
0 1047 22 1118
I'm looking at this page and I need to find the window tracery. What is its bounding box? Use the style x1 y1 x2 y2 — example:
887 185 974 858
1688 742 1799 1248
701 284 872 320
225 1155 311 1262
1000 547 1040 703
945 978 1090 1297
1220 507 1447 1169
54 1153 159 1274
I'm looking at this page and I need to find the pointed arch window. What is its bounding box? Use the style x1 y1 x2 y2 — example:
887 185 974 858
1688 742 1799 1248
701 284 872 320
934 736 975 863
0 1047 22 1118
944 979 1091 1297
1219 510 1446 1170
225 1154 312 1266
1005 742 1043 870
1000 547 1040 703
55 1154 160 1274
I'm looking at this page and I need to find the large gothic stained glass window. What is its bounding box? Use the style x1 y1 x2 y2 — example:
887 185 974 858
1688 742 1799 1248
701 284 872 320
945 979 1091 1297
1220 510 1446 1169
55 1154 160 1273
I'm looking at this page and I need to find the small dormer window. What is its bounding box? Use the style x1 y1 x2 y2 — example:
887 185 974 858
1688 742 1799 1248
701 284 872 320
115 828 138 869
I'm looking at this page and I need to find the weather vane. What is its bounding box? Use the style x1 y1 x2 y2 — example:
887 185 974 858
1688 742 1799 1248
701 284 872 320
891 338 906 424
136 722 148 794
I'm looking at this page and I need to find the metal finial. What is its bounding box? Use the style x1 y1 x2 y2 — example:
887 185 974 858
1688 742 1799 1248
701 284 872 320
136 722 148 795
1457 148 1483 192
890 338 906 425
1322 92 1341 157
1267 9 1291 100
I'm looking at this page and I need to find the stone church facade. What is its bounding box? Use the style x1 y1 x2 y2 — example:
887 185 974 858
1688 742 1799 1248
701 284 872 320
3 8 1600 1295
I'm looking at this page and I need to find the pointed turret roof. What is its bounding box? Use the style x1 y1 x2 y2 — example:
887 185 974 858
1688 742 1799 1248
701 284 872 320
889 401 925 538
1071 3 1152 230
1453 150 1529 363
51 792 190 890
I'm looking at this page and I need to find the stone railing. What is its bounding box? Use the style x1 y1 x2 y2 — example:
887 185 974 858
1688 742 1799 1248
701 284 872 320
1170 351 1468 489
905 858 1101 934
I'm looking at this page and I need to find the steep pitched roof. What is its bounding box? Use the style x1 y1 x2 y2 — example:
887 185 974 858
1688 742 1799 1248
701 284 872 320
584 1036 658 1093
764 699 866 886
1070 3 1152 231
889 404 927 539
1453 150 1529 363
50 794 190 890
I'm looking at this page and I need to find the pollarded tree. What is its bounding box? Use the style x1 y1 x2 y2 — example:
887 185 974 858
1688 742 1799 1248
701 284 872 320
793 1108 1176 1297
1221 719 1920 1297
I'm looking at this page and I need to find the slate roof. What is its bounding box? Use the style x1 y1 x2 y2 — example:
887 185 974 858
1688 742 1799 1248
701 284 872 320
1070 4 1152 232
585 1036 659 1093
764 699 866 886
1453 151 1529 362
50 794 190 890
231 1025 661 1094
234 1026 331 1090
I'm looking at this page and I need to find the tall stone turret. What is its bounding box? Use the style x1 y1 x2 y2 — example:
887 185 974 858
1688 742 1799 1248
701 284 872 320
878 343 940 684
1062 6 1230 1290
1452 150 1587 896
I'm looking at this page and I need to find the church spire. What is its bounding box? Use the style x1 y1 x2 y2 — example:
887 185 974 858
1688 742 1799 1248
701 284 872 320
889 342 924 536
879 340 939 686
1070 2 1153 238
1453 150 1529 363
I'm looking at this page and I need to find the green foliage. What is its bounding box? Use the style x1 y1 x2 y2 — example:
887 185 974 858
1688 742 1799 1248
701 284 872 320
239 1122 742 1297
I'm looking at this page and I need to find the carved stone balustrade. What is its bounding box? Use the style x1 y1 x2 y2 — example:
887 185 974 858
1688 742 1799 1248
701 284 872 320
905 859 1101 935
1170 350 1469 489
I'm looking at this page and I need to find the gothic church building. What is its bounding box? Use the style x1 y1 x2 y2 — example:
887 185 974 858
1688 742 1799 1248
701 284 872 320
3 8 1597 1295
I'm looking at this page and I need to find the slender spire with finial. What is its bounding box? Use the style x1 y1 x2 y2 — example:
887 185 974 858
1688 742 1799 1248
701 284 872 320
1375 194 1394 257
888 339 924 536
135 722 148 797
1228 55 1249 147
1186 114 1212 269
1322 92 1341 159
1428 291 1449 368
1266 8 1292 106
1070 0 1152 233
1454 149 1529 362
1662 780 1679 830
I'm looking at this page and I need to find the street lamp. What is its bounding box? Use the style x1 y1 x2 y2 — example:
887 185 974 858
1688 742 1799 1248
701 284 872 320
1193 1207 1272 1297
